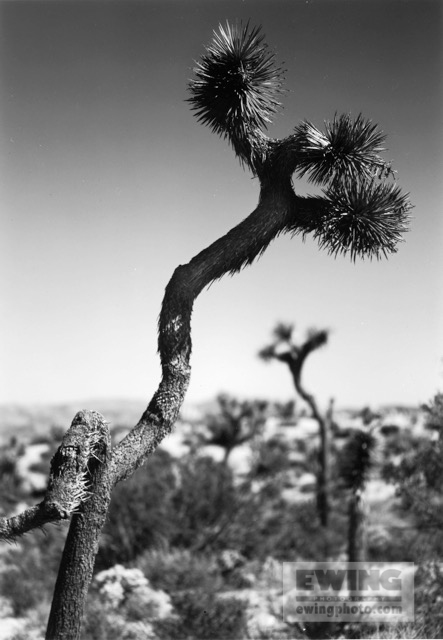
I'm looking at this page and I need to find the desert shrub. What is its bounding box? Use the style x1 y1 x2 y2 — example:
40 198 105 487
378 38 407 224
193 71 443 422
251 437 292 477
82 600 125 640
170 457 275 559
83 601 155 640
0 443 27 511
96 449 177 568
155 590 247 640
0 524 67 615
136 547 223 593
97 443 350 572
345 621 424 639
382 430 425 462
0 563 40 615
382 392 443 563
83 564 173 640
366 524 417 562
247 497 346 561
97 452 259 565
170 455 245 551
348 611 439 640
413 561 443 639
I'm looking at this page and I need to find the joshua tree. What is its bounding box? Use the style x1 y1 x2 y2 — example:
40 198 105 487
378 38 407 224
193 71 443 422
259 323 333 528
0 22 411 639
202 394 267 464
339 429 376 562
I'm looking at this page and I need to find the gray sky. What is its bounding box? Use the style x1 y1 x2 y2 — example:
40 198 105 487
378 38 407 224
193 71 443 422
1 0 442 410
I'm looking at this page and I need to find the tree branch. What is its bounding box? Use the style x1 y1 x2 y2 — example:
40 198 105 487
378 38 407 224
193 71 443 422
0 410 110 542
0 503 64 541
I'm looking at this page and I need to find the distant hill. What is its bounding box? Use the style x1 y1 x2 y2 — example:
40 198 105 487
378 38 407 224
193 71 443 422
0 399 146 443
0 397 425 445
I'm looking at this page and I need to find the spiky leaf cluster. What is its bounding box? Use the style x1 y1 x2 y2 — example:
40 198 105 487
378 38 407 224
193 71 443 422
294 114 391 186
292 114 412 259
189 23 411 260
188 22 285 142
314 179 411 260
340 430 376 491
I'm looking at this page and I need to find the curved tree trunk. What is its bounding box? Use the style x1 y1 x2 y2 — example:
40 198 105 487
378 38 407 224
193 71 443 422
289 363 331 529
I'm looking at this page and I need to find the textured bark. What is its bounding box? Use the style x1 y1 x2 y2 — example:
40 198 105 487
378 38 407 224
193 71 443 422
0 410 110 541
0 503 65 541
46 411 111 640
45 486 112 640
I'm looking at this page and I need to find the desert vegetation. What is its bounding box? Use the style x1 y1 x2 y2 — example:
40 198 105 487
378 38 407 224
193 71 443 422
1 20 434 640
0 394 442 639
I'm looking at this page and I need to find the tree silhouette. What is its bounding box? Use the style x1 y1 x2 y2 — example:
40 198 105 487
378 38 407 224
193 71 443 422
0 22 411 639
259 323 333 528
201 394 267 463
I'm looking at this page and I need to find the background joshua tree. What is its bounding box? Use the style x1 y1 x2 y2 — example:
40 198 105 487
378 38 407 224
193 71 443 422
0 22 411 639
339 429 376 562
200 394 267 463
259 323 333 529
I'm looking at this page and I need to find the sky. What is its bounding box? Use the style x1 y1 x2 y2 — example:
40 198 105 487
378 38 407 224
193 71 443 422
1 0 442 413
